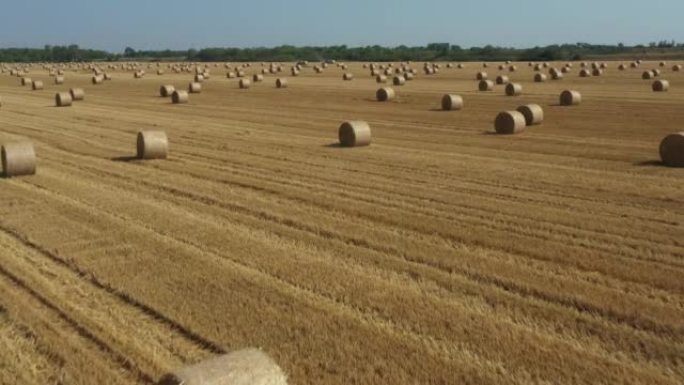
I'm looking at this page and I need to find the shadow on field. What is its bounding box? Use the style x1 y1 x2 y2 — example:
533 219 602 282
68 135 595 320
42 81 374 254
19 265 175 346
634 160 665 167
111 156 139 162
323 143 343 148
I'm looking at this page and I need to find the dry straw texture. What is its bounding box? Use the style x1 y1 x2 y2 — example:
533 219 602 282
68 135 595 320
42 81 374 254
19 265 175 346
479 80 494 91
495 111 526 134
189 82 202 93
158 349 287 385
54 76 64 84
136 131 168 160
172 90 189 104
339 121 371 147
276 78 288 88
659 132 684 167
516 104 544 126
2 142 36 177
31 81 44 90
476 72 487 80
441 94 463 111
393 76 405 86
505 83 522 96
343 73 354 81
376 87 395 101
376 75 387 83
160 85 176 97
55 92 72 107
560 90 582 106
70 88 85 101
653 80 669 92
496 75 509 85
534 73 547 82
239 79 251 89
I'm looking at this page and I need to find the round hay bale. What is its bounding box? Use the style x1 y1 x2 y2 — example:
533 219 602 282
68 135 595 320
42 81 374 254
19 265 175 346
236 70 245 77
275 78 288 88
21 77 32 86
653 80 670 92
482 63 488 68
172 90 189 104
55 92 72 107
551 70 563 80
343 73 354 81
458 63 464 69
188 82 202 93
54 76 64 84
631 62 639 68
653 68 662 76
290 68 299 76
673 64 682 72
441 94 463 111
157 69 164 75
592 68 603 76
160 85 175 97
660 132 684 167
498 65 505 71
136 131 168 160
479 79 494 91
505 83 522 96
516 104 544 126
561 66 571 73
534 73 547 82
509 65 517 72
495 75 509 85
1 142 36 177
404 72 415 80
494 111 526 134
376 75 387 83
92 75 104 84
239 79 251 89
476 72 487 80
339 121 371 147
618 64 626 71
104 73 112 81
70 88 85 101
32 81 44 90
580 69 591 77
158 349 287 385
642 70 655 79
560 90 581 106
392 76 405 86
253 74 264 82
227 72 236 78
660 61 667 67
376 87 395 101
194 74 204 83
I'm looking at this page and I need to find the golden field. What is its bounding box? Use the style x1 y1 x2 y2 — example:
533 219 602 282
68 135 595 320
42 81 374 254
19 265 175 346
0 60 682 385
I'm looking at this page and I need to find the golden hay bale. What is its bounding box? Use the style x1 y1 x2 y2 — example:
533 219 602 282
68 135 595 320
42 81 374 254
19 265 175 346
157 69 165 75
505 83 522 96
104 73 112 80
498 64 505 71
631 62 639 68
600 63 608 69
660 61 667 67
1 142 36 177
579 69 591 77
253 74 264 82
458 63 464 69
54 76 64 84
653 80 669 92
673 64 682 72
92 75 104 84
236 70 246 77
659 132 684 167
55 92 72 107
158 350 287 385
495 75 509 85
618 64 626 70
136 131 168 160
70 88 85 101
516 104 544 126
494 111 526 134
478 79 494 91
560 90 581 106
376 75 387 83
652 68 661 76
441 94 463 111
21 77 32 86
592 68 603 76
188 82 202 93
160 85 175 97
290 68 299 76
476 72 487 80
172 90 189 104
642 70 655 79
239 79 251 89
509 65 517 72
561 66 571 73
534 73 547 82
227 72 236 78
194 74 205 83
534 64 542 71
343 73 354 81
276 78 288 88
376 87 395 101
339 121 371 147
482 63 488 68
550 70 563 80
32 81 44 90
393 76 405 86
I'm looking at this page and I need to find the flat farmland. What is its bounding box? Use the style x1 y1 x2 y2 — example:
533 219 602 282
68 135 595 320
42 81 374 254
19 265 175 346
0 61 682 385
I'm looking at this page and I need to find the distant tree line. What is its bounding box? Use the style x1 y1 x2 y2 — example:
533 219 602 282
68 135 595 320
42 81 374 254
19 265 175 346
2 42 684 63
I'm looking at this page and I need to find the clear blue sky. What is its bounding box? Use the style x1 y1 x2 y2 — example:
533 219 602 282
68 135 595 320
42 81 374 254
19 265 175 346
1 0 682 52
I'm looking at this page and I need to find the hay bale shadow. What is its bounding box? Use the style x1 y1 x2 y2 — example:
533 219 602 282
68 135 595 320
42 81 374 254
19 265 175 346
111 155 139 162
634 160 665 167
323 143 343 148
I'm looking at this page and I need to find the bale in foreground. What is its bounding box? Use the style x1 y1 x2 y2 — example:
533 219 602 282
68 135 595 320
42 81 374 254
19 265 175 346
160 85 176 97
2 142 36 177
560 90 581 106
516 104 544 126
494 111 526 134
137 131 168 159
70 88 85 101
660 132 684 167
441 94 463 111
55 92 73 107
172 90 189 104
339 121 371 147
158 349 287 385
376 87 395 101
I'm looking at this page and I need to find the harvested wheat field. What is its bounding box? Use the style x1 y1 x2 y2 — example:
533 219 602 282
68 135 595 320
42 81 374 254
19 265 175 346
0 61 683 385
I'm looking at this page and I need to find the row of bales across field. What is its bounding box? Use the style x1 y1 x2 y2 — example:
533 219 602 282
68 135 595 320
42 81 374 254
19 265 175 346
1 59 683 180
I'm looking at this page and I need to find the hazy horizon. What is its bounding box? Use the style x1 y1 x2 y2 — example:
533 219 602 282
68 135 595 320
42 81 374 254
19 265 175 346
1 0 682 52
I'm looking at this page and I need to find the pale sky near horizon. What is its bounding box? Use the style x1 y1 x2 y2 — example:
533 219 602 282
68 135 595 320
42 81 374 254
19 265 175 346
0 0 682 52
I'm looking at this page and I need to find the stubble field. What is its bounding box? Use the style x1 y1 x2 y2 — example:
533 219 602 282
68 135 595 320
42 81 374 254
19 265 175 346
0 60 682 385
